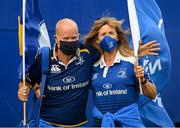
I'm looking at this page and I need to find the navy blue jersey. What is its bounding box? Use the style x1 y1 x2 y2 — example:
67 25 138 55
91 51 152 126
26 44 99 126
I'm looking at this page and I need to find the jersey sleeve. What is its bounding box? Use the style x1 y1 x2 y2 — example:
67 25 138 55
25 52 42 86
84 44 101 64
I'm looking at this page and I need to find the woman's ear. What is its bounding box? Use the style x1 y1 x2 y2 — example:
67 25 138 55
95 38 100 44
116 37 120 43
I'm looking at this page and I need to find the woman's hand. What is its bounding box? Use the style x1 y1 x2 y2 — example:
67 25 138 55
138 40 160 57
134 60 144 79
134 60 157 99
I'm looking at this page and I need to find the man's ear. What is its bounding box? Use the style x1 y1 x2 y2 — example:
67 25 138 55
54 35 60 48
54 35 59 44
78 33 80 40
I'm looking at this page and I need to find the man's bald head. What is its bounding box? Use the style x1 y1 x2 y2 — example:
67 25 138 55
55 18 79 36
54 18 80 56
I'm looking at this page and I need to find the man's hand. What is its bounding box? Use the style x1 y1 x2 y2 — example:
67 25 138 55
18 82 31 102
34 84 41 99
138 40 160 57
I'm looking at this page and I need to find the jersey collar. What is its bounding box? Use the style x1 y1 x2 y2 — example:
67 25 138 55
53 43 80 66
99 51 121 69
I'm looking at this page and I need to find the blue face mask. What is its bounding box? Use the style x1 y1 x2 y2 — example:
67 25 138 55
99 35 118 52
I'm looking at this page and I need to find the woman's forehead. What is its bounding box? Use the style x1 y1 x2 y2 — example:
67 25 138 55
99 24 116 33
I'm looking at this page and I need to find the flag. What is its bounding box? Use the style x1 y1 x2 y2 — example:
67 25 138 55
129 0 174 127
18 0 51 75
18 0 51 126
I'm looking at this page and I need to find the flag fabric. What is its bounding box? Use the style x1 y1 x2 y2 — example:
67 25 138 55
140 94 174 127
25 0 51 66
128 0 174 127
18 0 51 75
18 0 51 126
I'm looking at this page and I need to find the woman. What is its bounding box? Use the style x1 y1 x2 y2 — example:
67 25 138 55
84 17 157 127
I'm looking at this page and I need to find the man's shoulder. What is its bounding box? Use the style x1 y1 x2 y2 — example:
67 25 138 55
79 43 90 54
79 43 99 54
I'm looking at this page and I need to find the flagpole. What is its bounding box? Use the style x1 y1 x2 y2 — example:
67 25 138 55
22 0 27 126
127 0 143 95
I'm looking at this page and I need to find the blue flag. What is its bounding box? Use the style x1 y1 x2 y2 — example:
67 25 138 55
25 0 51 67
18 0 51 127
18 0 51 76
131 0 174 127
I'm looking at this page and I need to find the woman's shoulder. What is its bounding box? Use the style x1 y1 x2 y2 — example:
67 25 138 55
120 53 136 65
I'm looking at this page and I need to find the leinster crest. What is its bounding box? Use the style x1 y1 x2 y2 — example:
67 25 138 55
117 68 127 79
76 56 85 65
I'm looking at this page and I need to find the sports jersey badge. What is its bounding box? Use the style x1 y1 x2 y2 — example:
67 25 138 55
50 64 61 73
117 68 127 79
75 56 85 65
62 76 76 83
103 83 112 89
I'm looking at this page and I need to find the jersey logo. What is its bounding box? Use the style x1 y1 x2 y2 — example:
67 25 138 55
103 83 112 89
75 56 85 65
63 76 75 83
50 64 61 73
117 68 127 79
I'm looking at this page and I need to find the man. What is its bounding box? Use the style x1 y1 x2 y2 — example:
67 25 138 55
18 18 99 127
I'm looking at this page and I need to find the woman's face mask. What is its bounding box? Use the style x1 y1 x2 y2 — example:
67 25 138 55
99 35 118 52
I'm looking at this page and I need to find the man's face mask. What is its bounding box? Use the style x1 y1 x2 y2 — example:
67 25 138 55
59 40 78 55
99 35 118 52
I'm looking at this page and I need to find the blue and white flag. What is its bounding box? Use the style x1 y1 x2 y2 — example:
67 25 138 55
128 0 174 127
18 0 51 127
25 0 51 66
18 0 51 75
